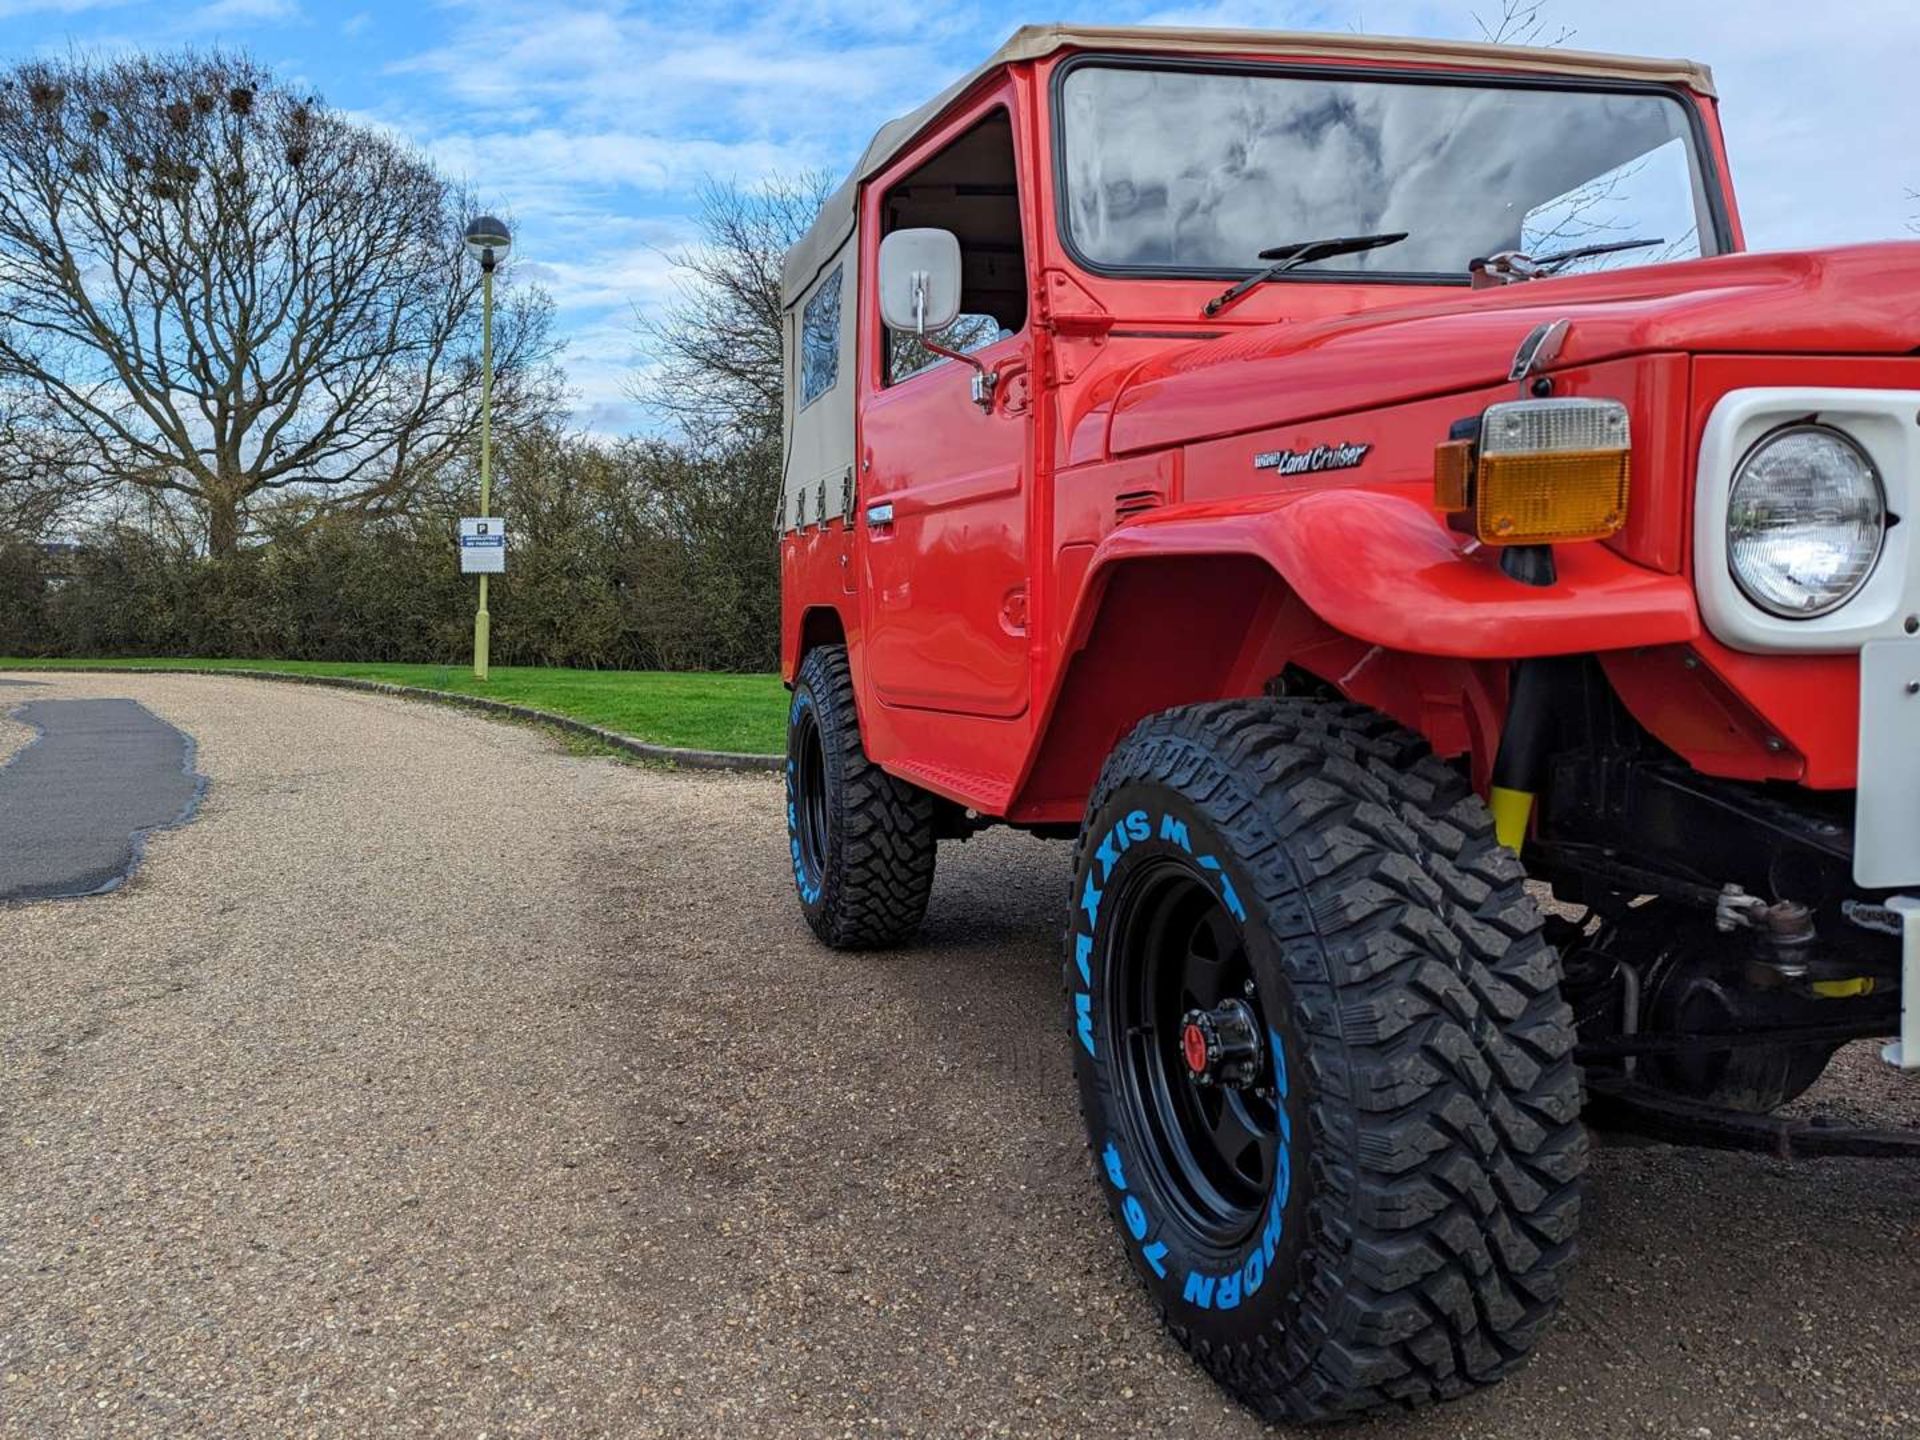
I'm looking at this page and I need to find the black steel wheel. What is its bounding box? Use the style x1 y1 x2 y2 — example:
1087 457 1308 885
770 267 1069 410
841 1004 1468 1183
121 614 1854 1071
1109 860 1282 1246
785 645 936 949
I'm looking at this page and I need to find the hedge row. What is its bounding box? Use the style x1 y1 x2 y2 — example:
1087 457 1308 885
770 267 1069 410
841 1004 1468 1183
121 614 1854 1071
0 428 782 673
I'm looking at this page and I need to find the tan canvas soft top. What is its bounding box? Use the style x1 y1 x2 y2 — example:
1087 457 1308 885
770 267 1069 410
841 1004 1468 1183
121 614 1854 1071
779 23 1717 306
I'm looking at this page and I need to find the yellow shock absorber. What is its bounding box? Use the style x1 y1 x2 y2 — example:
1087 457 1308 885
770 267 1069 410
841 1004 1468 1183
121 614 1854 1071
1489 786 1536 854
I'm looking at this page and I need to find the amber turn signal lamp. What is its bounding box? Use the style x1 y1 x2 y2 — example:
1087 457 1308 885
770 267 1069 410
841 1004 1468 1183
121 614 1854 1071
1478 449 1631 543
1433 398 1631 546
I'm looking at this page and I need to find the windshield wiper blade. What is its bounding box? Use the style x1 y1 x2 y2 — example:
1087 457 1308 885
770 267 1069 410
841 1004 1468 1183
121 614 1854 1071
1202 232 1411 317
1533 237 1666 273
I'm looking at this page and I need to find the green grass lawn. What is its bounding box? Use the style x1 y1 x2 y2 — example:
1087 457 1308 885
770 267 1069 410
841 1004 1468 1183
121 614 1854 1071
0 658 789 754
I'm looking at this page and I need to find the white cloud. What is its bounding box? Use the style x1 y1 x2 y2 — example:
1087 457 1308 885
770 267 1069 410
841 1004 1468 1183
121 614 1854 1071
0 0 134 17
185 0 298 26
423 128 811 199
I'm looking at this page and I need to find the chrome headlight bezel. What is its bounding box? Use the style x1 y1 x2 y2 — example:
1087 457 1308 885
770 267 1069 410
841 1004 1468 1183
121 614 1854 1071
1725 421 1887 620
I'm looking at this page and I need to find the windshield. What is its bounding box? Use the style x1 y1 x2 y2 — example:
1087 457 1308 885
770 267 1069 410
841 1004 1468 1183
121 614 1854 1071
1057 63 1721 280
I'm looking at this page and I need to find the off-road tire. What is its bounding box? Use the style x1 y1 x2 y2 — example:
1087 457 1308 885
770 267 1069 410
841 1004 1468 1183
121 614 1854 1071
786 645 936 948
1065 698 1586 1421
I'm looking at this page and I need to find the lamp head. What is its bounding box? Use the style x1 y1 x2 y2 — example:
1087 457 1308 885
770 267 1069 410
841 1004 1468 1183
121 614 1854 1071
464 215 511 272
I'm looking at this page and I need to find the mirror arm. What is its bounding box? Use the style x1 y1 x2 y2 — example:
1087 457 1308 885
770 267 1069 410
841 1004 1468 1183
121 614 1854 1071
916 334 998 411
910 271 997 412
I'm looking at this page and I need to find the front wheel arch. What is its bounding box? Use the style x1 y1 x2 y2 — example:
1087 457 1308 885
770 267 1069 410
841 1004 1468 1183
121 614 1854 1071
1017 553 1505 814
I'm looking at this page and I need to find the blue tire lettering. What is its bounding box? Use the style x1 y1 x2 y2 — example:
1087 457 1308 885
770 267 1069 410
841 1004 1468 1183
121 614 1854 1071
1080 873 1102 928
1143 1240 1169 1278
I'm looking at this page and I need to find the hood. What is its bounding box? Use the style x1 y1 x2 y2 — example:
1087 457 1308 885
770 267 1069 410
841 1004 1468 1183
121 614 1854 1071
1104 243 1920 457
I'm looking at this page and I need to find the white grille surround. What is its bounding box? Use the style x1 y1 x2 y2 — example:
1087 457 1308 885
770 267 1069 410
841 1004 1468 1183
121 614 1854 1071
1695 387 1920 653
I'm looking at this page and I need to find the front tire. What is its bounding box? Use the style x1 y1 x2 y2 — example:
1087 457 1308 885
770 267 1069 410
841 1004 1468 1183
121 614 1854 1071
1065 700 1585 1421
786 645 937 948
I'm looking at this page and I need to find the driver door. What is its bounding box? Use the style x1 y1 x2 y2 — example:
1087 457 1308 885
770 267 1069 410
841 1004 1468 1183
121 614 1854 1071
858 96 1032 721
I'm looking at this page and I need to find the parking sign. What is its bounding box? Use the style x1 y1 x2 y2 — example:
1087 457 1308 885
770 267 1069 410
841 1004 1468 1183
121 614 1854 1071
458 517 507 575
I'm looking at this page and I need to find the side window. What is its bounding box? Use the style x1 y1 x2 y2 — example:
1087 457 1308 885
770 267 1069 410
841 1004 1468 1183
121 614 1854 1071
881 109 1026 386
800 263 842 408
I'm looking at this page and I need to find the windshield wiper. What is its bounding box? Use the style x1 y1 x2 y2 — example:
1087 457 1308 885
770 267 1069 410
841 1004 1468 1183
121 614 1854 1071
1202 232 1411 317
1532 237 1666 273
1470 237 1668 286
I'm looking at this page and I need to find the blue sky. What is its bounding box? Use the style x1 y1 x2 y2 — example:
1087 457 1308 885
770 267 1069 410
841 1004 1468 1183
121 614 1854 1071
4 0 1916 433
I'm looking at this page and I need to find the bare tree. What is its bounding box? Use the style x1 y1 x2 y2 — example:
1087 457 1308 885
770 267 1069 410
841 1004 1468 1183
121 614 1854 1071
1473 0 1575 46
1907 189 1919 235
635 170 833 440
0 51 557 555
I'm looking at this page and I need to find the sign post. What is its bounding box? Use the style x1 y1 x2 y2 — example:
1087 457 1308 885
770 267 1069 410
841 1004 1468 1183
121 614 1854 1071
462 216 511 680
473 262 495 678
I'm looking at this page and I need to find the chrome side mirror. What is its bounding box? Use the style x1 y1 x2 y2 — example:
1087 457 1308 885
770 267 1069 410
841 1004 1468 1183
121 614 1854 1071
878 228 963 336
875 227 998 412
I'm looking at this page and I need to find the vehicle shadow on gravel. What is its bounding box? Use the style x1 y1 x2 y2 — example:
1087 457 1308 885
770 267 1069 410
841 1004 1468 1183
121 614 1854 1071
586 780 1918 1439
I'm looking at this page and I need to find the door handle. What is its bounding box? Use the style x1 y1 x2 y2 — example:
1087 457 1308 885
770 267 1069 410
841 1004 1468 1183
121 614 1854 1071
866 502 895 527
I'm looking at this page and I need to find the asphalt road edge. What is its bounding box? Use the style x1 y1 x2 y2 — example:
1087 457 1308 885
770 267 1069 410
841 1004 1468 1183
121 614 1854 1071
0 667 782 774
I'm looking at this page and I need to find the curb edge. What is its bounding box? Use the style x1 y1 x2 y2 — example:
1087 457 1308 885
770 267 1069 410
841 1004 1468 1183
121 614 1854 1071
0 666 783 774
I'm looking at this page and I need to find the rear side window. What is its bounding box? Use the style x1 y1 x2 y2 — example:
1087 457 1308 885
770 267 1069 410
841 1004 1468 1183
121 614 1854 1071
800 264 842 408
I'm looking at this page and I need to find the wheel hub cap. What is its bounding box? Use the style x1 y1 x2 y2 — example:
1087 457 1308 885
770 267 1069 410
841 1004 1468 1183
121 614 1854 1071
1179 999 1264 1089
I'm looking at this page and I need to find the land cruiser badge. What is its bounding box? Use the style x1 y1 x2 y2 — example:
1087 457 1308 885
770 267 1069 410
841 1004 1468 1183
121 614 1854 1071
1253 441 1372 476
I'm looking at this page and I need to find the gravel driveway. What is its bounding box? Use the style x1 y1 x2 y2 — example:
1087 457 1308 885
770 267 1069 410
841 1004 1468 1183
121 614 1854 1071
2 673 1915 1438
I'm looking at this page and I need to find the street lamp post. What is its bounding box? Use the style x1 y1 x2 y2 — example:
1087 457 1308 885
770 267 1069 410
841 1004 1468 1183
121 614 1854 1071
464 215 511 680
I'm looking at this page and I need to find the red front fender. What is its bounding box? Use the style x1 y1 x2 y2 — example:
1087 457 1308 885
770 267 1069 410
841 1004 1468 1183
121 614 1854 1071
1076 489 1700 659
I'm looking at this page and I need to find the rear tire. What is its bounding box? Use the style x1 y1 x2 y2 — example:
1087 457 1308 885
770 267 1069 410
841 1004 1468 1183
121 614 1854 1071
786 645 936 948
1065 699 1585 1421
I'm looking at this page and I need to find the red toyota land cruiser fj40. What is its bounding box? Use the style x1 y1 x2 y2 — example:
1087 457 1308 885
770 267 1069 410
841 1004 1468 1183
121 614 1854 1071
776 23 1920 1421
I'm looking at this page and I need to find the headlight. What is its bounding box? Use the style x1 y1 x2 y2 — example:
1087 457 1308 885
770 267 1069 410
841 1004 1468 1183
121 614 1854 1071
1727 424 1885 618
